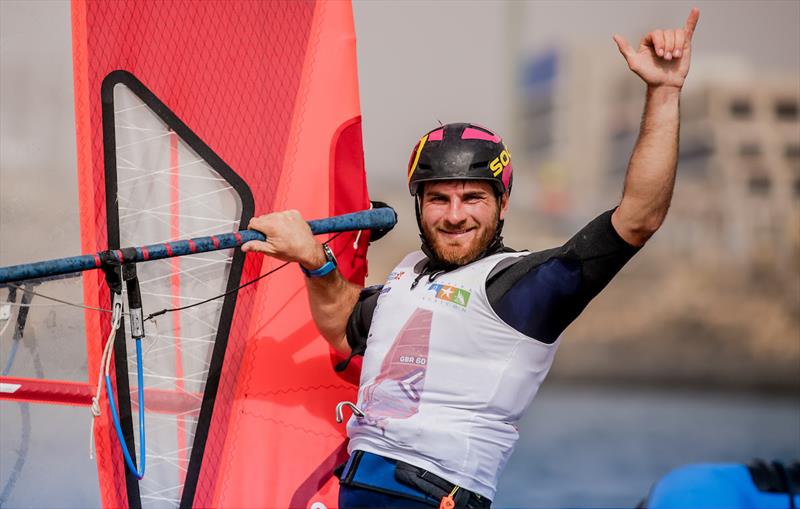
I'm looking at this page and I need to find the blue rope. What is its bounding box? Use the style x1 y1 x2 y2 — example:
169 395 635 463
104 338 146 479
2 337 20 376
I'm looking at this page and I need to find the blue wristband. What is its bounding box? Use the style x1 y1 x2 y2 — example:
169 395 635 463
300 244 337 278
301 260 336 278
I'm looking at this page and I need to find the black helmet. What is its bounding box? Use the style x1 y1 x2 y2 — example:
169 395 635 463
407 122 512 197
408 122 513 269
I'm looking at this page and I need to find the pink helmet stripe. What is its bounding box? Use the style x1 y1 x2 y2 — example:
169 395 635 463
461 127 501 143
501 164 512 190
427 128 444 141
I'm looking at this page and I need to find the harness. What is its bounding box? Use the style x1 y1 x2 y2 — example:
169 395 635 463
336 450 491 508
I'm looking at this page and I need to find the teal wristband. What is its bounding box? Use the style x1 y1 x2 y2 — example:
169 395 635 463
301 260 336 278
300 244 337 278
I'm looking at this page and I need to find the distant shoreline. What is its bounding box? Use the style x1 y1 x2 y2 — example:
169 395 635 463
545 373 800 398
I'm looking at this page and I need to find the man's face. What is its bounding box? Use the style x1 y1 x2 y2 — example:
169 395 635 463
419 180 509 266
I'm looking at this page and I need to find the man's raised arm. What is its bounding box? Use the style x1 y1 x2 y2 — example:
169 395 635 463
242 210 362 355
610 8 700 247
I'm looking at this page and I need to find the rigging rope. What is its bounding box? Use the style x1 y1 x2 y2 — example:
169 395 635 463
143 261 290 321
4 232 344 323
83 231 345 478
0 312 11 338
3 232 348 478
90 293 124 459
144 231 343 321
4 283 118 314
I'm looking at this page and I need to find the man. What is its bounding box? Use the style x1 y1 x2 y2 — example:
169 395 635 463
243 8 700 508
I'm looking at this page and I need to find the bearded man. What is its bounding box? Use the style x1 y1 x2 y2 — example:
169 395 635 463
243 8 700 508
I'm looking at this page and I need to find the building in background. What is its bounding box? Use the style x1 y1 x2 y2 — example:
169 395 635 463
518 47 800 279
516 45 620 229
672 76 799 276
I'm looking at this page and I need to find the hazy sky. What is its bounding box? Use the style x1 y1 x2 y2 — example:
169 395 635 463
1 0 798 192
353 0 800 188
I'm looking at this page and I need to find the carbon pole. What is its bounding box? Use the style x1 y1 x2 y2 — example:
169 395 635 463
0 207 396 284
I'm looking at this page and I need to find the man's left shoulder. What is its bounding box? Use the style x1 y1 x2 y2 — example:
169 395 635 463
567 208 640 256
486 246 559 282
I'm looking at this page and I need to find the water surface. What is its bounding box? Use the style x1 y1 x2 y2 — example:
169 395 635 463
496 383 800 508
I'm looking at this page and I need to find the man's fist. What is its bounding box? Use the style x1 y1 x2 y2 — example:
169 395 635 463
242 210 326 270
613 8 700 89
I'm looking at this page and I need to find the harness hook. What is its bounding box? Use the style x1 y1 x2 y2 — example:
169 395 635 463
335 401 365 423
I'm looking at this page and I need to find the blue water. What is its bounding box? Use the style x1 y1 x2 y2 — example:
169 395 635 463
1 383 798 508
495 383 800 508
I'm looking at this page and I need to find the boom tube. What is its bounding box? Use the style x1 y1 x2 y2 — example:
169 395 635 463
0 207 396 284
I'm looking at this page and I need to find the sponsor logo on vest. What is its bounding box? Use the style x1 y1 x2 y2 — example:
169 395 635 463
358 308 432 427
399 355 427 366
397 368 425 401
426 283 471 308
387 271 405 281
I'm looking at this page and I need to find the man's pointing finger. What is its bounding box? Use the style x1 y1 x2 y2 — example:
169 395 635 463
685 7 700 39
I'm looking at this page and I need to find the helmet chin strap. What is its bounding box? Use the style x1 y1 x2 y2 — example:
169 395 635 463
415 194 507 272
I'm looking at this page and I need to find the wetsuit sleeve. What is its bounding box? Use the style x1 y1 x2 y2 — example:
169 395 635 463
486 208 639 344
344 285 382 356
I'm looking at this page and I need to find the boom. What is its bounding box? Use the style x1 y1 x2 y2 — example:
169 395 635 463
0 208 396 284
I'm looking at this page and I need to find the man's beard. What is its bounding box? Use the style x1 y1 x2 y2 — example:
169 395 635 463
421 209 499 266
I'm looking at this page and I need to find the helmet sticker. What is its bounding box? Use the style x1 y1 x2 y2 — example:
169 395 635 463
501 164 513 190
489 149 511 177
427 128 444 141
407 133 429 182
461 126 501 143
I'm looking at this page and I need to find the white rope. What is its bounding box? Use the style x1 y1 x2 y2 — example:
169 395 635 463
5 284 116 314
0 316 10 337
352 202 373 249
89 293 124 460
142 317 159 358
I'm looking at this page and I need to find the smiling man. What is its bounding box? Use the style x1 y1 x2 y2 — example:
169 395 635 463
243 9 700 508
420 180 504 267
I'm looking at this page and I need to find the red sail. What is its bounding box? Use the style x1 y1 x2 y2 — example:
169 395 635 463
70 1 368 507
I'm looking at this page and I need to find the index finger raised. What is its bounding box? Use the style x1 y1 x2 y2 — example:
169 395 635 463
684 7 700 39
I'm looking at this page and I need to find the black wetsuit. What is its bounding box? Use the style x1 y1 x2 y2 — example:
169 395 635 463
346 209 639 352
338 208 639 508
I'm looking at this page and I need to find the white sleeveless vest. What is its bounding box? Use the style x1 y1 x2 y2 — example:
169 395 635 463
347 250 561 499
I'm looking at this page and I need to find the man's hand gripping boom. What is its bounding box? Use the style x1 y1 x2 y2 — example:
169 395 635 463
243 210 361 355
